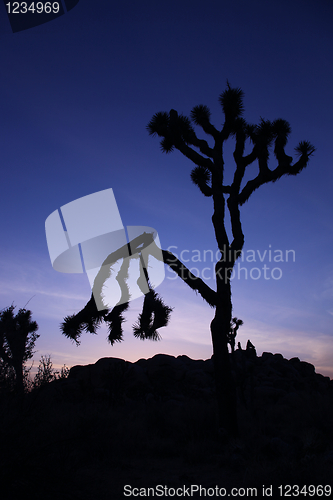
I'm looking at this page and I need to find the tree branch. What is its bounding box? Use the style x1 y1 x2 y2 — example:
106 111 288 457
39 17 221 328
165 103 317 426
167 109 215 170
190 104 220 141
238 151 312 205
161 250 217 307
96 234 218 308
243 147 257 167
174 140 215 171
191 137 215 159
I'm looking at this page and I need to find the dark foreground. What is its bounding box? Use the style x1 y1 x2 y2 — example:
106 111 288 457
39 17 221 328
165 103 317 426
1 350 333 500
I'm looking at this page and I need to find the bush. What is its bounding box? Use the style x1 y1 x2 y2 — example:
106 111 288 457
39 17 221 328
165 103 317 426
32 355 69 390
0 358 16 393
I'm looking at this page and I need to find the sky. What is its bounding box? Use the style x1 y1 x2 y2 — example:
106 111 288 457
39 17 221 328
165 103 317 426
0 0 332 378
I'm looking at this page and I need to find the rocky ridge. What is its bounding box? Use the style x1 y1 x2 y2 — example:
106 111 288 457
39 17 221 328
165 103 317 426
3 349 333 499
60 349 332 409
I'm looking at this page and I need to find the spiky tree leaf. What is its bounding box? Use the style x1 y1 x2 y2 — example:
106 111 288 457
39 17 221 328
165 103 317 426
60 303 106 345
133 289 172 341
190 104 211 126
256 118 274 145
174 114 197 144
104 302 129 345
147 110 197 151
83 313 104 334
147 112 169 137
190 166 212 196
190 165 211 186
150 293 172 332
272 118 291 141
160 136 174 153
61 314 85 345
273 119 292 163
219 83 244 120
133 290 155 340
250 118 274 160
295 140 316 157
245 123 257 141
231 117 247 134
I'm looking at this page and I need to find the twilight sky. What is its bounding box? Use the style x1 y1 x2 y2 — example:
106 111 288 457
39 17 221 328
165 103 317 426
0 0 332 377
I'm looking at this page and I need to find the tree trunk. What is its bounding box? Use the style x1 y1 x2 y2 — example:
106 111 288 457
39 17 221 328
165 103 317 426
210 263 238 437
13 360 24 395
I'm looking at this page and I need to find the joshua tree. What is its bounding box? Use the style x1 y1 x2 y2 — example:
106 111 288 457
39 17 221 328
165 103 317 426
61 83 314 437
0 305 39 394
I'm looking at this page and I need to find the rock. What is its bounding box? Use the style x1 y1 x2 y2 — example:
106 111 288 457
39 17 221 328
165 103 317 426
268 437 292 457
123 363 152 397
58 350 332 419
146 353 185 382
184 369 213 388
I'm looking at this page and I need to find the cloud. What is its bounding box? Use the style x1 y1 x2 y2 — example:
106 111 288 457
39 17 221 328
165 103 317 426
312 267 333 301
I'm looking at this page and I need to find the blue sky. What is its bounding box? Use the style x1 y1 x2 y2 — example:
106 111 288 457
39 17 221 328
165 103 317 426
0 0 332 377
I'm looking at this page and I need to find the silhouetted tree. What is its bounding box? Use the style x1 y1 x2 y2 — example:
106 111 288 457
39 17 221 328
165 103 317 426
0 305 39 394
61 83 314 437
146 83 314 436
